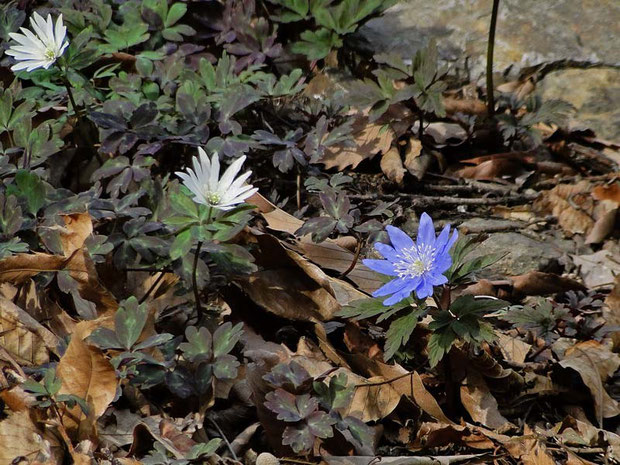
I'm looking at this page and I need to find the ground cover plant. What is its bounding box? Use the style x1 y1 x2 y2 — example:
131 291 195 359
0 0 619 464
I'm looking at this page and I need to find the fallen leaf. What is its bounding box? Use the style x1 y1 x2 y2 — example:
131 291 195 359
0 252 67 284
503 427 556 465
57 319 118 440
443 97 487 116
508 271 585 297
344 370 401 422
321 113 393 170
460 370 511 430
380 147 405 184
249 193 383 293
559 340 620 424
346 354 452 424
238 234 342 322
573 249 620 288
496 332 531 365
0 409 63 464
533 180 617 237
60 213 93 256
403 138 430 180
0 296 60 365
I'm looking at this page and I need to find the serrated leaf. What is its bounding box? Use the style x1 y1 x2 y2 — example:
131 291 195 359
384 308 422 361
306 410 336 438
427 329 457 368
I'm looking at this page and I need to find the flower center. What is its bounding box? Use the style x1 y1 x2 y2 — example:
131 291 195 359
44 49 56 61
393 244 435 279
206 191 222 205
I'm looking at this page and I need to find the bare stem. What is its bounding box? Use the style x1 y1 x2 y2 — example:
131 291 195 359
339 234 362 278
486 0 500 116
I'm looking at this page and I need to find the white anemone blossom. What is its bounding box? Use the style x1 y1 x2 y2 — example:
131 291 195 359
6 12 69 72
176 148 258 211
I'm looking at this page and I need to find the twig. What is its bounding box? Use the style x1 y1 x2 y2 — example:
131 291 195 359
349 192 538 207
486 0 500 116
208 417 238 461
139 272 166 304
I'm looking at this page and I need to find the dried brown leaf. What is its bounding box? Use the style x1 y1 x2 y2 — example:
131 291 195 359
57 319 118 440
559 340 620 424
380 147 405 184
321 114 393 170
460 370 511 430
0 409 63 464
0 296 60 365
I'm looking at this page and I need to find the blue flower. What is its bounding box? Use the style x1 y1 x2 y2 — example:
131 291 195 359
363 213 458 306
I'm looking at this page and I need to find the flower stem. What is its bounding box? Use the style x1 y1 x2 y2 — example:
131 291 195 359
486 0 501 116
192 241 204 323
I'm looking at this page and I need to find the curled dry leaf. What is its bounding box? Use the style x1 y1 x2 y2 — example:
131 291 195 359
249 193 383 293
558 340 620 425
534 180 617 239
57 318 118 440
380 147 406 184
238 233 341 322
0 296 60 365
60 213 94 256
0 252 67 284
341 369 401 422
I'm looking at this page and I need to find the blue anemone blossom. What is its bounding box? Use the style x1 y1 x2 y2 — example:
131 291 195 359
363 213 458 306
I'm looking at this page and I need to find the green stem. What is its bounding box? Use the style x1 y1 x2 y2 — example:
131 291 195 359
192 206 214 323
192 241 204 322
486 0 500 116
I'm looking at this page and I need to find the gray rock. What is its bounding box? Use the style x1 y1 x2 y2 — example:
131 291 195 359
360 0 620 140
465 231 568 276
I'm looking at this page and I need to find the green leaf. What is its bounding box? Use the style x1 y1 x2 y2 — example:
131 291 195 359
291 28 342 60
12 170 46 215
179 326 213 362
427 329 457 368
213 353 240 380
165 3 187 27
384 308 422 361
115 297 149 350
88 327 123 350
187 439 222 460
338 297 392 320
170 229 193 260
212 322 243 358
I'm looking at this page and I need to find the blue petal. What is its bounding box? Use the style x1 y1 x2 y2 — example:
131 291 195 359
416 213 436 248
433 253 452 273
381 278 418 305
386 225 414 251
372 277 408 297
414 277 434 299
437 229 458 256
434 224 451 252
374 242 399 262
363 259 397 276
382 289 411 306
429 273 448 286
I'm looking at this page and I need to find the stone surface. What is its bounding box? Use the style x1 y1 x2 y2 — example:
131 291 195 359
465 232 570 277
537 68 620 141
360 0 620 140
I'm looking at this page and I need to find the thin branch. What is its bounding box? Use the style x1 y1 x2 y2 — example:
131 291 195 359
486 0 500 116
207 418 238 461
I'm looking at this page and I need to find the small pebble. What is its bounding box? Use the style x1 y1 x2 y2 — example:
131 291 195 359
256 452 280 465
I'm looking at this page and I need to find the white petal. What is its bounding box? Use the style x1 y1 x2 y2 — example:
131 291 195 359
209 152 220 192
218 155 246 192
54 15 67 51
227 170 252 193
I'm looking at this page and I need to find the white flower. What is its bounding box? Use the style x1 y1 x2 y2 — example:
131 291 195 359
176 148 258 211
5 12 69 72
